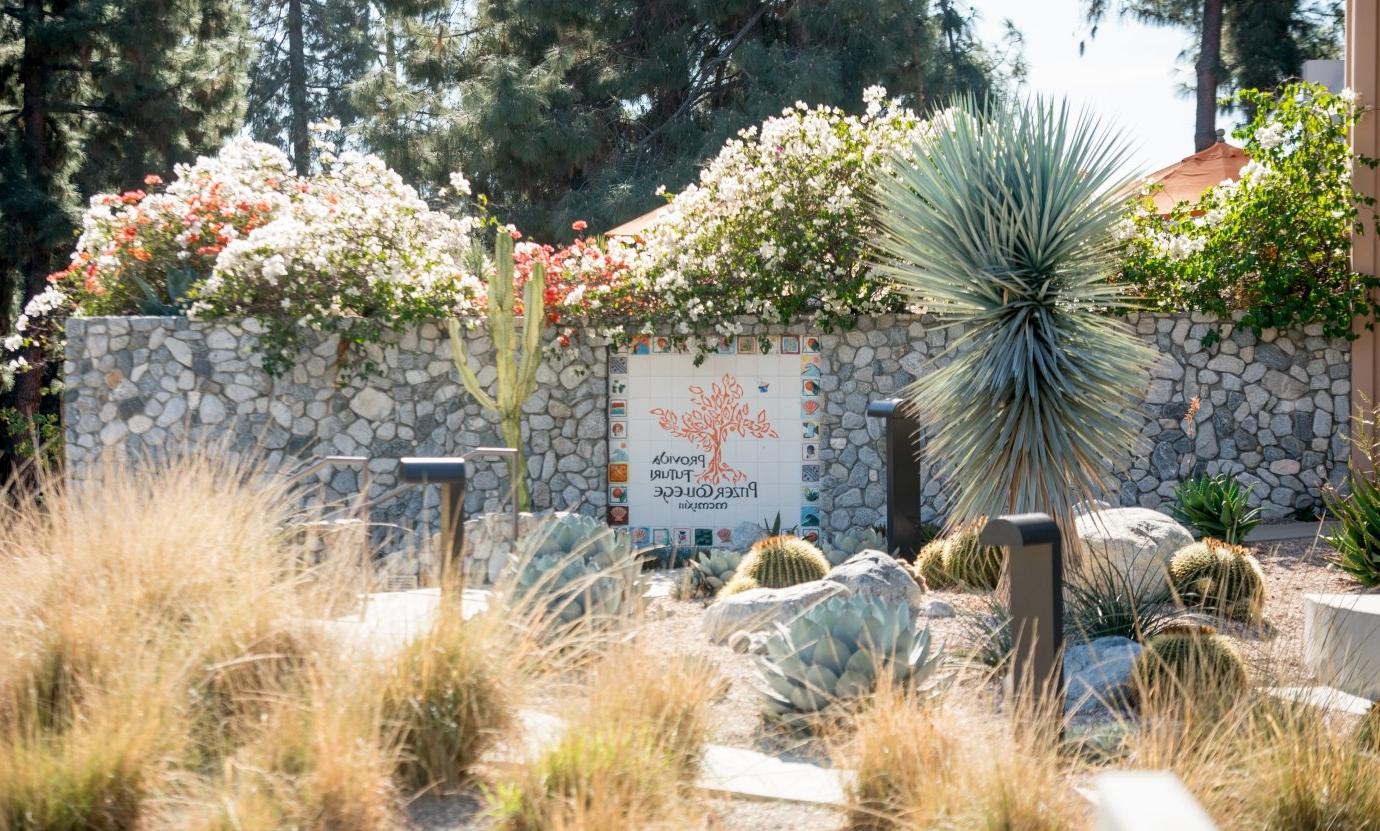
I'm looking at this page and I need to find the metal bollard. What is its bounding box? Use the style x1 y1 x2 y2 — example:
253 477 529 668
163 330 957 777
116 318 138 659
980 513 1064 720
865 398 926 560
399 457 468 585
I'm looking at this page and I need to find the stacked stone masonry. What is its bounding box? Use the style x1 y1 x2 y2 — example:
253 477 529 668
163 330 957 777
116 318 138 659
64 312 1350 574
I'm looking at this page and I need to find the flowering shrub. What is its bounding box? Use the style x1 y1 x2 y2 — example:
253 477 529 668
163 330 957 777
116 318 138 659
1118 82 1379 342
635 87 945 351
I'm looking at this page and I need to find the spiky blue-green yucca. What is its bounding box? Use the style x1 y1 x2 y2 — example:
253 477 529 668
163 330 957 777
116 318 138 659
871 98 1154 535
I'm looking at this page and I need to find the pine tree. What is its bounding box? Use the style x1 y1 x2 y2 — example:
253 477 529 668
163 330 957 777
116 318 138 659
0 0 250 477
353 0 1022 239
246 0 378 173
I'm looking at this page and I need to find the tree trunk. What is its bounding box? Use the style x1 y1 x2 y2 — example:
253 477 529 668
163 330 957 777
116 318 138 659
287 0 310 175
1194 0 1225 152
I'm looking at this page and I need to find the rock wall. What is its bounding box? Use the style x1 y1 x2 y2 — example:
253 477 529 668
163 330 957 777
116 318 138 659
63 312 1350 578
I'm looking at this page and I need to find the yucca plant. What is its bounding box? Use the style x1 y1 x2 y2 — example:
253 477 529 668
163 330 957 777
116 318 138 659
871 97 1154 537
1171 473 1262 544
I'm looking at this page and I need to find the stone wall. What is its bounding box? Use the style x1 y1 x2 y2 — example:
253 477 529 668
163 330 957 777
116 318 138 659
64 312 1350 575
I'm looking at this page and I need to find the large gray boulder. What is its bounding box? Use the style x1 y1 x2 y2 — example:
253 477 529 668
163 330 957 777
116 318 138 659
1074 507 1193 592
824 550 923 611
702 581 846 644
1064 636 1142 714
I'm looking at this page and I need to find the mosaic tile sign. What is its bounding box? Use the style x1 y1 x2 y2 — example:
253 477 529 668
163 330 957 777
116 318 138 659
608 334 821 552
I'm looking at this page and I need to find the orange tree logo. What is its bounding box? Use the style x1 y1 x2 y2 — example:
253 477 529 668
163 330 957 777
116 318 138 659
652 374 778 485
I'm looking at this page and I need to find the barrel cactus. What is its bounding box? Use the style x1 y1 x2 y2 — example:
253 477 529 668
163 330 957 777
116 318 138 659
1168 539 1266 623
719 574 760 597
821 527 887 567
1133 631 1250 702
939 523 1004 591
912 538 952 590
757 595 942 723
689 548 743 596
739 535 829 589
509 514 639 628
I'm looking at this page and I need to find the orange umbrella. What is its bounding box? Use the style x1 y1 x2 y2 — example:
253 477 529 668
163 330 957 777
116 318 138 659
1144 140 1250 213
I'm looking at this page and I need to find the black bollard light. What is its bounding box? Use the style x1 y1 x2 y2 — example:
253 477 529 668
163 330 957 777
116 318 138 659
980 513 1064 723
399 457 469 585
865 398 925 560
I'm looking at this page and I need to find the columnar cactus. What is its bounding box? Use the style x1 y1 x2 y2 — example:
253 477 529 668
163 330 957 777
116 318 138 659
447 232 545 510
740 535 830 589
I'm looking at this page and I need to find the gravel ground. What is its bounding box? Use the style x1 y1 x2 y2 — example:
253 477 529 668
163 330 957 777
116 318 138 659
411 527 1375 831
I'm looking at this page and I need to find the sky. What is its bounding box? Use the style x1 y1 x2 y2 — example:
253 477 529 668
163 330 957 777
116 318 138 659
971 0 1242 175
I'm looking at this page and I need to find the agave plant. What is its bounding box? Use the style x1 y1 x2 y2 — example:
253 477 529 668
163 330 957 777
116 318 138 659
1324 405 1380 587
689 548 743 596
1171 473 1262 544
821 527 888 567
870 97 1155 536
507 514 640 628
757 595 941 722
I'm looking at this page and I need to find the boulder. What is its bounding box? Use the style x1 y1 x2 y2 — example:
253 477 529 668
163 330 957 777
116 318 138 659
702 581 846 644
1064 636 1141 715
919 599 956 619
824 550 923 611
1074 507 1193 592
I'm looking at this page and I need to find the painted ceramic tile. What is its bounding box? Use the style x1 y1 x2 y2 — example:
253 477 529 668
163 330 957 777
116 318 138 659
674 528 693 549
608 505 629 526
652 528 671 546
612 341 630 355
803 335 822 353
781 335 801 354
802 422 819 439
801 399 821 417
737 336 758 354
609 485 628 504
802 442 819 461
610 400 627 417
608 463 629 483
610 421 627 439
651 336 672 353
715 336 736 354
801 486 820 504
632 527 651 547
800 357 821 378
716 527 734 545
631 334 652 354
694 528 713 547
611 377 628 395
802 378 820 396
609 356 628 374
800 507 821 528
801 464 821 482
802 529 820 544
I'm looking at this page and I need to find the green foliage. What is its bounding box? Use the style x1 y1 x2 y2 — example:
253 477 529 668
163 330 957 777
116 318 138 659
939 525 1005 591
871 96 1154 536
688 549 743 597
757 595 941 723
448 232 545 511
1119 82 1378 342
131 267 198 316
822 527 888 567
1324 406 1380 587
957 597 1013 671
1065 546 1180 642
912 538 953 590
381 616 510 789
1134 631 1250 703
353 0 1021 241
509 515 639 629
740 536 830 590
1171 473 1263 544
1168 539 1267 623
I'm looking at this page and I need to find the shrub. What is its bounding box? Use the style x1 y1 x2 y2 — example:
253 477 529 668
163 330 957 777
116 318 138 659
1171 473 1262 544
739 535 829 589
758 595 941 725
939 525 1004 591
1168 539 1267 623
911 538 952 590
1133 631 1250 705
380 616 511 790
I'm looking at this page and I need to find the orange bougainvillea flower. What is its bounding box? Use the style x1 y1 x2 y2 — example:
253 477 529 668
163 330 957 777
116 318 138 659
129 248 152 262
571 220 588 232
144 174 163 186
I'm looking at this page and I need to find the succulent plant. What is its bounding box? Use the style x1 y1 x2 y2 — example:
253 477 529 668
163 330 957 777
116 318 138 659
739 535 829 589
1168 539 1266 623
689 548 743 596
757 595 942 722
1171 474 1262 544
509 514 639 627
939 524 1004 591
821 527 888 567
912 538 952 590
1133 631 1250 702
719 574 760 597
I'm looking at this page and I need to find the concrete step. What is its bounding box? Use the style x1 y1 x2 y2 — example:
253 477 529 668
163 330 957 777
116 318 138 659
1303 593 1380 700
